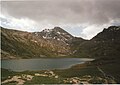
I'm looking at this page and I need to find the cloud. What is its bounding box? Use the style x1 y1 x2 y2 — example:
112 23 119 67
1 0 120 25
0 14 41 32
1 0 120 39
81 24 111 39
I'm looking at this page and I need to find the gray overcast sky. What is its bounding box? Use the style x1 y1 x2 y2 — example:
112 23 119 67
0 0 120 39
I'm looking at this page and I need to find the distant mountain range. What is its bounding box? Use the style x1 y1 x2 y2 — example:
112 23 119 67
1 26 120 60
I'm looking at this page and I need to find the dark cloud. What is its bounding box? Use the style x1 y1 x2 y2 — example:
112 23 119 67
1 0 120 39
1 0 120 25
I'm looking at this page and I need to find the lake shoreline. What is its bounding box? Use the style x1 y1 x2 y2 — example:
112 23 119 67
1 57 94 60
2 58 94 72
1 60 92 73
2 60 118 84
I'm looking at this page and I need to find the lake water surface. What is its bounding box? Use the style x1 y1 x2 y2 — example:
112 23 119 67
1 58 94 72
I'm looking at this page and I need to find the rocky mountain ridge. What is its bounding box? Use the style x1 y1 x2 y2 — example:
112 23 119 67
33 27 74 43
73 26 120 59
1 26 120 59
1 27 74 59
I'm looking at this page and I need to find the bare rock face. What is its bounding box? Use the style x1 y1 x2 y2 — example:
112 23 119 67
33 27 74 43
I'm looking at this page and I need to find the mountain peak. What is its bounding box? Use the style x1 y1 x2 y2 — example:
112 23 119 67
53 27 65 31
53 27 62 30
103 26 120 31
92 26 120 41
33 27 74 43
